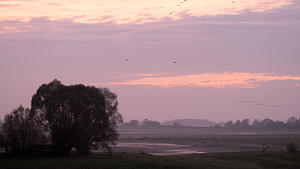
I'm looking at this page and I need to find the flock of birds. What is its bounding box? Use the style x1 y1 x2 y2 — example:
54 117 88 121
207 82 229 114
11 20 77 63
201 79 236 83
169 0 237 15
109 58 176 82
234 101 282 108
124 58 283 108
169 0 188 15
119 1 285 110
167 0 285 109
125 58 177 64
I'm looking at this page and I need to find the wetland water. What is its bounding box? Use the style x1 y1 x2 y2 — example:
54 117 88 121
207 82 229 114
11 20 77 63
113 127 300 155
112 142 205 155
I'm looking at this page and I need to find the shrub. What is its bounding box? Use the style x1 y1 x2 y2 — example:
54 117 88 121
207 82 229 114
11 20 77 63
286 142 297 153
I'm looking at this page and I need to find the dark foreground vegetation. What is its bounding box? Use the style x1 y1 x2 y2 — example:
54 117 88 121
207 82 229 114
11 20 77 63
0 79 123 156
0 151 299 169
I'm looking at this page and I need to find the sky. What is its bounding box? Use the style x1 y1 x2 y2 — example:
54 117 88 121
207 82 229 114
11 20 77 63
1 0 300 123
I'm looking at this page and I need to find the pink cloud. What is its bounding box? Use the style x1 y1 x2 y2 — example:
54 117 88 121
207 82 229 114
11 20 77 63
43 2 60 6
134 73 172 77
95 72 300 88
0 0 292 25
0 4 21 7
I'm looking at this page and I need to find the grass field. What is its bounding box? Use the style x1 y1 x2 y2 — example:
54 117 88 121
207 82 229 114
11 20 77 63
0 151 299 169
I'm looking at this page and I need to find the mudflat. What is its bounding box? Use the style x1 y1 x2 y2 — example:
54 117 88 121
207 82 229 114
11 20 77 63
116 126 300 155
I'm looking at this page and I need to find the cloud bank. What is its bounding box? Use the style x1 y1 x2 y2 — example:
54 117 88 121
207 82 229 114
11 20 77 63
0 0 292 25
94 72 300 88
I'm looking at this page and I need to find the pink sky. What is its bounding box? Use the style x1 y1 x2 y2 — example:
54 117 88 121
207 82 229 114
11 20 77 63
0 0 300 123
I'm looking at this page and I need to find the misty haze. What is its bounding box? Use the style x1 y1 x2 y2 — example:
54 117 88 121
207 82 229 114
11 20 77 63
1 0 300 168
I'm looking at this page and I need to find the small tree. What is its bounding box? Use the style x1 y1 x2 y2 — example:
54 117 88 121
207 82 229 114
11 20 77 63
286 142 298 153
287 117 299 129
129 120 139 127
1 105 44 155
142 119 160 127
241 119 250 128
224 120 234 128
261 118 275 129
252 119 261 128
0 125 6 153
173 122 181 127
234 120 241 127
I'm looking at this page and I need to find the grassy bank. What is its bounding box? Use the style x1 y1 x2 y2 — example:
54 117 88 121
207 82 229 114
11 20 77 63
0 151 299 169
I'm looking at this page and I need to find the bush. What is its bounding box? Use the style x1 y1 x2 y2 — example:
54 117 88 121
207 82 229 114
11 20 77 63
1 105 45 155
286 142 297 153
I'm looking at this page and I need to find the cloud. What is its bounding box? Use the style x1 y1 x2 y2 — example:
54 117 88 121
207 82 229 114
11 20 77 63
0 0 293 24
95 72 300 88
43 2 60 6
134 73 172 77
0 1 299 77
0 4 21 7
1 1 299 36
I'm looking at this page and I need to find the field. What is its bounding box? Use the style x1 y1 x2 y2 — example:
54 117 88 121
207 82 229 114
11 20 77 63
1 151 300 169
1 126 300 169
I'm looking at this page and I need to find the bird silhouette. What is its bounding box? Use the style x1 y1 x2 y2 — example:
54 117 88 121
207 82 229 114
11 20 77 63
202 80 211 83
125 59 128 61
168 0 188 15
234 100 282 108
173 61 177 63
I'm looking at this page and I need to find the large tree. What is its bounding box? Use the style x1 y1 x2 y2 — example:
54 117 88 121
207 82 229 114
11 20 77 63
31 79 122 156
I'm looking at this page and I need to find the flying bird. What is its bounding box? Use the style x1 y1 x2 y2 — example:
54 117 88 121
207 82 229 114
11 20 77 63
234 100 282 108
173 61 177 63
125 59 128 61
202 80 211 83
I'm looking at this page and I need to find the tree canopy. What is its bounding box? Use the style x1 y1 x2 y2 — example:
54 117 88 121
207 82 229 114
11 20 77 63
1 105 45 155
30 79 122 156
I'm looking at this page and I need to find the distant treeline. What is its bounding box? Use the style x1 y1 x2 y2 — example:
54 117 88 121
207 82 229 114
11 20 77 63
121 119 160 127
219 117 300 129
121 117 300 129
